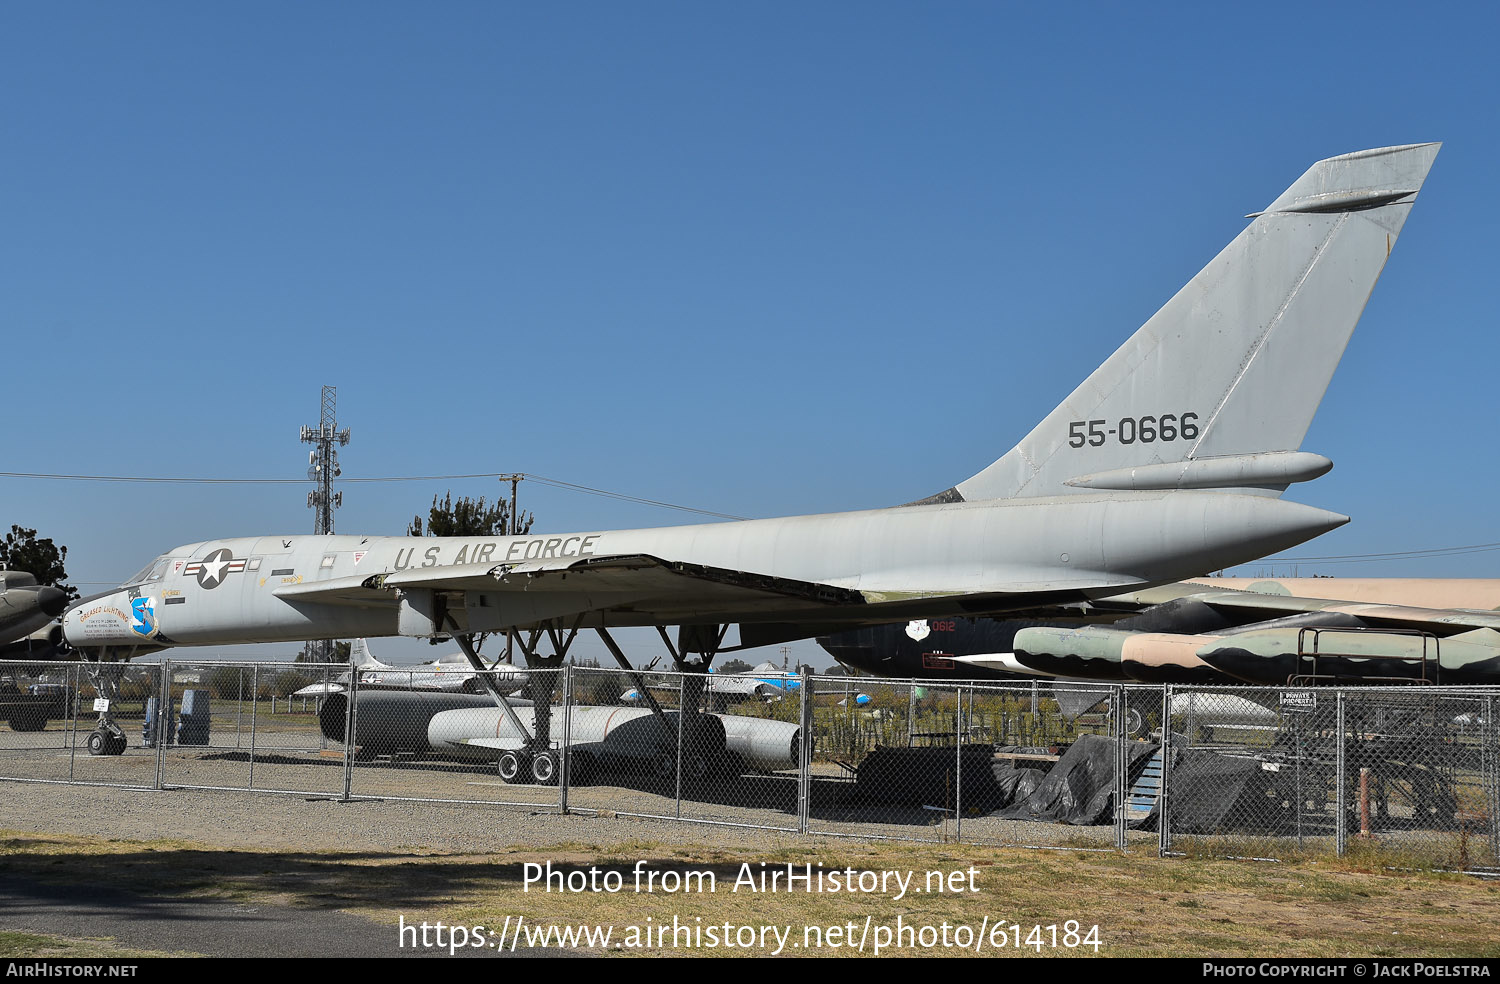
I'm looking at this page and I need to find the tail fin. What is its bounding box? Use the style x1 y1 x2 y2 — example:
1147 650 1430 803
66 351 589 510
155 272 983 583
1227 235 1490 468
349 637 373 666
924 143 1439 503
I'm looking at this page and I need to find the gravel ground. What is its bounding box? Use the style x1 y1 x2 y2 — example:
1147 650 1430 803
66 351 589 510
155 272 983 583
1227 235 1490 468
0 753 1113 854
0 779 809 853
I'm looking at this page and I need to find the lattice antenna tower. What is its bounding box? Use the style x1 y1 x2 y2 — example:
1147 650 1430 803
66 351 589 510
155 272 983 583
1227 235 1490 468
300 385 351 535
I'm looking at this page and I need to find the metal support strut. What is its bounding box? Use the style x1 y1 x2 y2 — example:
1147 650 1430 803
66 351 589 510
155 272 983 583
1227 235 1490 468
81 649 131 755
596 627 668 722
448 626 533 742
655 623 729 786
455 616 580 786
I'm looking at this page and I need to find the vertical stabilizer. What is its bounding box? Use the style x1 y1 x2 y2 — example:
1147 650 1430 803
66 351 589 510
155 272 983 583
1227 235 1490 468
925 143 1438 502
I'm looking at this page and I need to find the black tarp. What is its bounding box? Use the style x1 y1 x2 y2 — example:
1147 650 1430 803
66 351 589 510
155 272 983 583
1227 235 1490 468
993 734 1157 825
989 735 1286 832
1163 746 1285 833
846 744 1009 810
847 736 1299 832
988 745 1052 806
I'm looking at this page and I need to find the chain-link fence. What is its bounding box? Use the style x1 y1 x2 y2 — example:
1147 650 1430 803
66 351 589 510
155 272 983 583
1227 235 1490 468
1158 686 1500 873
937 681 1147 852
3 658 1496 871
0 660 164 788
805 677 941 841
158 661 346 797
556 666 805 832
346 665 567 809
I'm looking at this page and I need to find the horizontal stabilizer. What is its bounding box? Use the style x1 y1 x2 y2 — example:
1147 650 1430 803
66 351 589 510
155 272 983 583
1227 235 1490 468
1064 451 1332 491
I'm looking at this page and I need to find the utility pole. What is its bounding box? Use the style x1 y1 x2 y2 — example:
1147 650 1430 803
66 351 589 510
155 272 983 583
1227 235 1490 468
299 385 350 662
496 473 524 535
497 474 524 664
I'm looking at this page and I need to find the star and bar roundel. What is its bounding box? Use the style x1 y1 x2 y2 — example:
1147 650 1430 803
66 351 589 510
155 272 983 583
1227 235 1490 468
183 548 247 590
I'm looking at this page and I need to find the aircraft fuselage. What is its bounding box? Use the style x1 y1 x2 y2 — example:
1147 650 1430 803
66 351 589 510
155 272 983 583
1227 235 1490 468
62 490 1345 654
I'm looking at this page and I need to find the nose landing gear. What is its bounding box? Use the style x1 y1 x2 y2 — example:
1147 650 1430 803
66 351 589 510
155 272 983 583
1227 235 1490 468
81 655 130 755
87 727 127 756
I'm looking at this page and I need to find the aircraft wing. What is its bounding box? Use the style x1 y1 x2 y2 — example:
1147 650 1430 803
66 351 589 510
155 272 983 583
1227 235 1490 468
1097 581 1500 635
274 554 871 629
1015 579 1500 685
708 674 783 698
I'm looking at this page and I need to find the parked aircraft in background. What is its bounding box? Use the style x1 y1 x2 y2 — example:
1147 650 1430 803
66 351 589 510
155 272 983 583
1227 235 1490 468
621 660 801 710
818 579 1500 686
291 638 526 697
0 572 69 647
56 143 1442 762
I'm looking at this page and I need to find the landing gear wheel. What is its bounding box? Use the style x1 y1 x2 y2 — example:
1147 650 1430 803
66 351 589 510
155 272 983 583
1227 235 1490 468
497 750 523 784
107 733 127 755
87 730 107 756
531 750 558 786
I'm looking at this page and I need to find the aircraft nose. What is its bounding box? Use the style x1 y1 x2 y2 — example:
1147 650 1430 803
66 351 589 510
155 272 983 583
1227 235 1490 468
61 592 128 647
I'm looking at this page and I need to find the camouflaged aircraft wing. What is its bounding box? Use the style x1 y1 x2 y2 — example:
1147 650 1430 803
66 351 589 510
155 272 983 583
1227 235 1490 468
1096 579 1500 636
1007 578 1500 685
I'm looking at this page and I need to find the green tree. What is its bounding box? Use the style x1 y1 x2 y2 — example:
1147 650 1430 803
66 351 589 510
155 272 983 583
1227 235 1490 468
0 526 78 600
295 640 352 664
407 492 533 538
407 492 536 662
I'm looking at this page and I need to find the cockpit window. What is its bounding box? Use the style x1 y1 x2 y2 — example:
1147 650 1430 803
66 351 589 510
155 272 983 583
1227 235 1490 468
124 557 170 586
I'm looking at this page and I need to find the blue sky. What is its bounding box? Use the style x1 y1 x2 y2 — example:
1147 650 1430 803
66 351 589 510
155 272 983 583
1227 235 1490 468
3 2 1497 666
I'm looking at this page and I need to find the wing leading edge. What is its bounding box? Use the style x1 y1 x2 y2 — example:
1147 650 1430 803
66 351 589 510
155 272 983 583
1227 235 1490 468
275 553 870 631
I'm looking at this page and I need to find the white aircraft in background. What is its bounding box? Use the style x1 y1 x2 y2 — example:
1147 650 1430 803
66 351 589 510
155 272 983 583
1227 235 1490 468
292 638 527 697
621 660 801 709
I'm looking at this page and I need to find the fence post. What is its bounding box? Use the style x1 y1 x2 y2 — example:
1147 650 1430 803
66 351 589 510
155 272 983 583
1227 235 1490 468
1335 690 1346 857
247 665 259 790
66 663 78 780
1115 687 1127 851
341 667 356 801
798 666 812 834
235 668 244 749
907 684 916 748
955 684 964 844
1487 695 1498 864
1158 684 1171 857
675 673 685 820
154 660 169 791
1294 697 1304 852
560 665 573 815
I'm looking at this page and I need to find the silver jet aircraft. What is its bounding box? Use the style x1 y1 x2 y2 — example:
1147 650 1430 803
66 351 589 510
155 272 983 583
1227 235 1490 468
289 637 526 696
61 143 1440 760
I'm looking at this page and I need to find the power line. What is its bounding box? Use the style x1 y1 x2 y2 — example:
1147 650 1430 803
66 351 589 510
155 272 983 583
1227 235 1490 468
1248 541 1500 567
0 470 497 485
526 474 747 521
0 469 747 520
